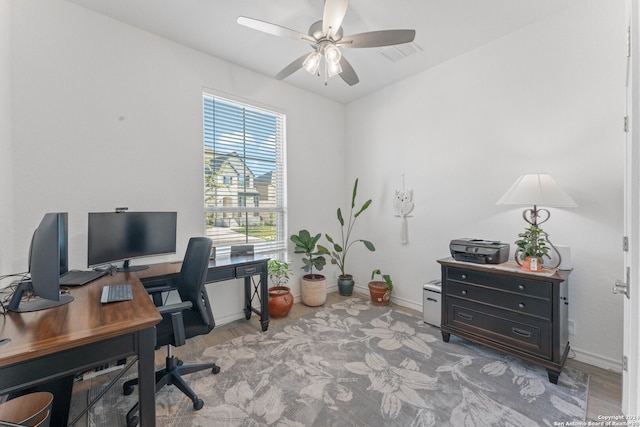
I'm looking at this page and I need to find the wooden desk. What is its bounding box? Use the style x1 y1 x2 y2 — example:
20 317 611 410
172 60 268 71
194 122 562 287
140 255 271 331
0 254 269 426
0 274 162 426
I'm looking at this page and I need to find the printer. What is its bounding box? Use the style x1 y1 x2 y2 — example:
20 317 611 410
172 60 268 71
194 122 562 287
449 238 510 264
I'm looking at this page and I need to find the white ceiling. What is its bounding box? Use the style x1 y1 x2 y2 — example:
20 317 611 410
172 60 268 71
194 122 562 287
67 0 580 104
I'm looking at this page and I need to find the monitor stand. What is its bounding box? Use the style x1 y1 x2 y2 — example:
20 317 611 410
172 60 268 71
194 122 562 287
117 260 149 273
7 281 74 313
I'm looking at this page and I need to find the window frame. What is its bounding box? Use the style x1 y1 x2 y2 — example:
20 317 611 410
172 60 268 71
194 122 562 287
202 89 287 255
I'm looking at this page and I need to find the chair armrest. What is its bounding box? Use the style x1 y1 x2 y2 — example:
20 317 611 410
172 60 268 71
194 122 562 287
157 301 192 316
144 277 179 307
145 284 176 295
157 301 193 347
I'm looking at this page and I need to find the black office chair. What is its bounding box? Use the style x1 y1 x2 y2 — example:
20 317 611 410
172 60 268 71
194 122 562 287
123 237 220 427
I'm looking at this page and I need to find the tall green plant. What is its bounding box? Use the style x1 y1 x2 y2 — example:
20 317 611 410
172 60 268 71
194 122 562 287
290 229 329 279
322 178 375 277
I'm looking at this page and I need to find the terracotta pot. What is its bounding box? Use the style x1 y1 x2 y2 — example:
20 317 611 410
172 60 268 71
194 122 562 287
268 286 294 318
521 256 542 272
337 275 355 296
368 281 391 306
301 274 327 306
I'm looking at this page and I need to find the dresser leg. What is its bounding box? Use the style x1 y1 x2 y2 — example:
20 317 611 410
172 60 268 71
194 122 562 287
441 332 450 342
547 370 560 384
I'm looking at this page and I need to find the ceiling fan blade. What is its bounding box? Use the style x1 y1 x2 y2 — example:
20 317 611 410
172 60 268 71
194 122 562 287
322 0 349 38
237 16 316 43
339 29 416 48
338 56 359 86
275 54 309 80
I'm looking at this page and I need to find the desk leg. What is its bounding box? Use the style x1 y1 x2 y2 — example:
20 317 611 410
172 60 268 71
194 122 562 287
137 327 156 427
242 273 270 331
244 277 252 320
259 270 269 331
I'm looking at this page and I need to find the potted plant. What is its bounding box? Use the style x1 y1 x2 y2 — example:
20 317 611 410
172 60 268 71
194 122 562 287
368 269 393 306
290 229 329 306
267 259 294 318
322 178 376 296
515 225 550 272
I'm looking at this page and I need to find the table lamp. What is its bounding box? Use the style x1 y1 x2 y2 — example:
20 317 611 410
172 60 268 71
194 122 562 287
496 173 577 268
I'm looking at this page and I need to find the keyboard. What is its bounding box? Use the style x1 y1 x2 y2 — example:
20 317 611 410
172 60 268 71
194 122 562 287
100 284 133 304
60 270 107 286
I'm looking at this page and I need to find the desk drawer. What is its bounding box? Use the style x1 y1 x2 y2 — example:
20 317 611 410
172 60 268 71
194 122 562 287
447 267 551 299
235 263 265 278
206 266 235 283
448 299 551 358
446 282 550 319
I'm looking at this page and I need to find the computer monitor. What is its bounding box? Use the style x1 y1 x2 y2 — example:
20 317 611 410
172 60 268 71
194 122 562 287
87 211 177 272
8 212 74 312
58 213 69 276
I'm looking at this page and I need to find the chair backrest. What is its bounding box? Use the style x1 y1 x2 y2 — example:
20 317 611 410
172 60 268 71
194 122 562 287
176 237 215 329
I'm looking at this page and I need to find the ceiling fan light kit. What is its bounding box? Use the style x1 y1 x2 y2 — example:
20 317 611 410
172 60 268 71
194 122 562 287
237 0 416 87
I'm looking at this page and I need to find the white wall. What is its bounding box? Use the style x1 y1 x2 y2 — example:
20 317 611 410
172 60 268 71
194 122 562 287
345 0 625 370
0 0 13 275
7 0 345 323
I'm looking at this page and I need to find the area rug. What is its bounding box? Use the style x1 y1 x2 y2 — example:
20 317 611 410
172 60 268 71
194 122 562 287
88 297 588 426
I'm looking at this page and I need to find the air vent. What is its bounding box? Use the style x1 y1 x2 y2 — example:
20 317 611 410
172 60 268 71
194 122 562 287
379 42 422 63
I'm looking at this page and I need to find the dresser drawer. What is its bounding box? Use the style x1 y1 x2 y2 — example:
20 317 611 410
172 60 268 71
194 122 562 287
446 267 551 299
446 282 551 320
447 299 551 358
235 263 265 278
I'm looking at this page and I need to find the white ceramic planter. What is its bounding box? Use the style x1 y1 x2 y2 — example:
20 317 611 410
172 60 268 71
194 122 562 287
300 274 327 306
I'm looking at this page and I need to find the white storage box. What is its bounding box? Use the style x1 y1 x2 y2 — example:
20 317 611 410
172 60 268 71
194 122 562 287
423 280 441 327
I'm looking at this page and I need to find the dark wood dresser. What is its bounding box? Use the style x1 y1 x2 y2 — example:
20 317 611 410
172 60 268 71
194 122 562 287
437 257 570 384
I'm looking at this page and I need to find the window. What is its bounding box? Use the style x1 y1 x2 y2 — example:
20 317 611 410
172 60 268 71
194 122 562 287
203 91 287 254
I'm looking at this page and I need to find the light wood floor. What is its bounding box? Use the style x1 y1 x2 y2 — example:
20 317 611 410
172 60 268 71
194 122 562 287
69 291 623 426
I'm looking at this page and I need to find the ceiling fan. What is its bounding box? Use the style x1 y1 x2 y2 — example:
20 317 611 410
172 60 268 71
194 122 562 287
237 0 416 86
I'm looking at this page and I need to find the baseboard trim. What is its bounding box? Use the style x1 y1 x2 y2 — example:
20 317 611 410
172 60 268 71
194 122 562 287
570 346 623 373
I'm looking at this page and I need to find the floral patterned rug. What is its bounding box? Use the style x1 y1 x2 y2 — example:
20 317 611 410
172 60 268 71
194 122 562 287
88 297 588 426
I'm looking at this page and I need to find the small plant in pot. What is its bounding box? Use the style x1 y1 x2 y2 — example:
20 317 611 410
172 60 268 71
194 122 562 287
290 229 329 307
368 269 393 306
267 259 294 318
515 225 550 272
322 178 375 296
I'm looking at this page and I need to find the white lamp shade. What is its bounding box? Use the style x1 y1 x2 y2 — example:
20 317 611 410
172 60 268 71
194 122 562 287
496 173 577 207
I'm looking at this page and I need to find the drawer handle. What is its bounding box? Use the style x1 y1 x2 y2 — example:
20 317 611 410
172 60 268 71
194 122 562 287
512 327 531 338
426 297 438 303
518 284 525 291
461 274 467 279
461 290 468 296
518 303 525 309
244 267 257 274
458 313 473 321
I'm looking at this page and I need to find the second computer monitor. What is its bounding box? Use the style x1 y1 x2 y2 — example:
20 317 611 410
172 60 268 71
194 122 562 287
87 211 177 272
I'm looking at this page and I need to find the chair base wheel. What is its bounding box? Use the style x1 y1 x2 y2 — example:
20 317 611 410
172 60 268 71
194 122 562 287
123 385 135 396
212 365 220 374
127 415 139 427
194 398 204 410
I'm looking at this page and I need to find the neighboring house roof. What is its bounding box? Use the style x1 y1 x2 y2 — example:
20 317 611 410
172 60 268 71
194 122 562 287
207 151 255 178
255 171 274 186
